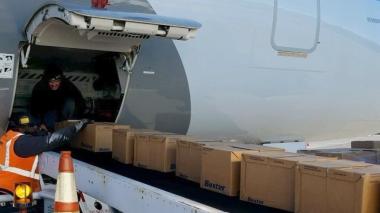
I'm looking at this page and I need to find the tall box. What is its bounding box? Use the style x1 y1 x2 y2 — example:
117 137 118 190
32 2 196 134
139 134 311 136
326 165 380 213
200 144 284 196
134 133 189 172
240 153 331 212
295 160 371 213
112 128 156 164
176 138 223 183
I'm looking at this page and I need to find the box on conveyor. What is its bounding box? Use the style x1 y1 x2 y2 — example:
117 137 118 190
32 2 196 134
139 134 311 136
295 160 371 213
133 133 190 172
176 138 224 183
240 153 332 212
326 165 380 213
200 144 284 196
351 140 380 149
112 128 157 164
79 122 129 152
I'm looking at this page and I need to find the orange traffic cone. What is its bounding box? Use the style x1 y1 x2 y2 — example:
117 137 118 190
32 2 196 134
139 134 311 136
54 151 79 213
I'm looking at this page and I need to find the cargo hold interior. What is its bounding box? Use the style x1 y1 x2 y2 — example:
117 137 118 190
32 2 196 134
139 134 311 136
12 45 127 123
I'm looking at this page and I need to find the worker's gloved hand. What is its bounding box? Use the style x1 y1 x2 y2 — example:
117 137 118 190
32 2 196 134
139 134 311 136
74 119 91 132
46 119 91 149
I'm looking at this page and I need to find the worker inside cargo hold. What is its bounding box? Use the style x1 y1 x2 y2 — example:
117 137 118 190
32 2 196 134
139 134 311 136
12 45 124 130
30 63 85 131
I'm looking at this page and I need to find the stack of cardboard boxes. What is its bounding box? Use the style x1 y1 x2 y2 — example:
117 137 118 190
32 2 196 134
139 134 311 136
56 120 380 212
239 151 380 213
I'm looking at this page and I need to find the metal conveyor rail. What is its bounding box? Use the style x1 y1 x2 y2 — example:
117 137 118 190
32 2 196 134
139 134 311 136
39 152 224 213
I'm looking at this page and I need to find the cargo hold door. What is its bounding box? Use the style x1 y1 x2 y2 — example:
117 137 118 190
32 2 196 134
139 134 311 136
25 3 201 52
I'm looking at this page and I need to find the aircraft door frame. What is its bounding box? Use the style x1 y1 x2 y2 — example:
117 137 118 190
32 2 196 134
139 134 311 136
20 3 200 131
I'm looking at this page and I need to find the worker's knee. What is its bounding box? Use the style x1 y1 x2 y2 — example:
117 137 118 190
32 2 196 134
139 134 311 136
62 98 76 119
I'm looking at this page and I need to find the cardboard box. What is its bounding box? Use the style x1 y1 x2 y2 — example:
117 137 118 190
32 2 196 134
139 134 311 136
326 165 380 213
176 138 224 183
200 144 284 196
315 149 380 164
112 128 156 164
240 153 331 211
133 133 189 172
56 121 130 150
76 122 115 152
295 160 371 213
351 140 380 149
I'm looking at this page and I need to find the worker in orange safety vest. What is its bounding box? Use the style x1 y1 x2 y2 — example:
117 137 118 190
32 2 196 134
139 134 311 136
0 115 89 195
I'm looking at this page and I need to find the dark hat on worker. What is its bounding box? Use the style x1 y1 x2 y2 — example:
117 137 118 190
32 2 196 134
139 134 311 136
8 114 31 129
43 63 64 81
8 114 47 135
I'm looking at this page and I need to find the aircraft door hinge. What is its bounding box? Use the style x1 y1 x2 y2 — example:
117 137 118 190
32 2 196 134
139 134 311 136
20 44 31 68
123 45 140 73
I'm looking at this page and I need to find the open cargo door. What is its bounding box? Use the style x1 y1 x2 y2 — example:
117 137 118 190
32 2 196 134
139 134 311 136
18 3 201 124
25 3 201 52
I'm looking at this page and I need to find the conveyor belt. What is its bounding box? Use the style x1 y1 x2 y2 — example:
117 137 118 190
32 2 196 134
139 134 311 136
70 149 290 213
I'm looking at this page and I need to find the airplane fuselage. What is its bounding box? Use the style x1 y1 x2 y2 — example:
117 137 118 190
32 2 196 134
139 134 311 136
150 0 380 142
0 0 379 143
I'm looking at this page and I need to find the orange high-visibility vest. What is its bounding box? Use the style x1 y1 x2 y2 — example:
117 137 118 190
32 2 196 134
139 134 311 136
0 130 40 194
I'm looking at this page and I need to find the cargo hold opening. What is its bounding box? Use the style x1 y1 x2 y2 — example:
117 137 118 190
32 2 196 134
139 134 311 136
13 45 130 122
10 3 199 127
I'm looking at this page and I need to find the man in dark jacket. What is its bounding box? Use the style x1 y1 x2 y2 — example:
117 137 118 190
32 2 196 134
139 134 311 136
30 64 85 131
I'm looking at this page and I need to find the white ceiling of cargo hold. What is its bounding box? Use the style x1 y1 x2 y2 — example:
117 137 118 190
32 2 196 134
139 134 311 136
25 3 201 53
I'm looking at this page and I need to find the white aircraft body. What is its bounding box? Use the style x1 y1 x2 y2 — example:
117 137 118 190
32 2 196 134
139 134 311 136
0 0 379 144
1 1 380 212
149 0 380 142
